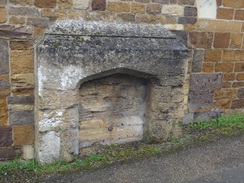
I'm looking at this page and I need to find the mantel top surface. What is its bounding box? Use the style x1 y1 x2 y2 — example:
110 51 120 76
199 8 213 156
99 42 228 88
45 18 176 39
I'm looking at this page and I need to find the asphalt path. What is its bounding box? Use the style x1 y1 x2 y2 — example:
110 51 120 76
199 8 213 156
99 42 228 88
46 134 244 183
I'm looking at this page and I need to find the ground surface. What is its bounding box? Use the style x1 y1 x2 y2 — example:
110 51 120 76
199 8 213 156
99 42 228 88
43 134 244 183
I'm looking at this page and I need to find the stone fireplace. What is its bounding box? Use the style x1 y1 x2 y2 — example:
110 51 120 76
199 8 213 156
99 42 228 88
35 19 188 164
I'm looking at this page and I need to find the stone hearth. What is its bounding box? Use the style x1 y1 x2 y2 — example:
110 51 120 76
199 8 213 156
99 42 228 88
35 19 188 164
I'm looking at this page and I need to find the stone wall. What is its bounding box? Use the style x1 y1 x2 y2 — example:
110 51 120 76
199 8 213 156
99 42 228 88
0 0 243 160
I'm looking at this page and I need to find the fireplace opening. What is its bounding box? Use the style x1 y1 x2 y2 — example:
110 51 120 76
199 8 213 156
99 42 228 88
78 73 147 148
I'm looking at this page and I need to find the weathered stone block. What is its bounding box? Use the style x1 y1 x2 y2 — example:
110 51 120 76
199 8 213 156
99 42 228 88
37 131 60 164
152 0 168 4
217 8 234 20
194 109 222 121
0 80 10 89
9 16 26 25
131 3 145 13
8 96 34 105
0 126 13 147
10 111 34 126
11 50 34 74
178 0 194 5
215 63 234 72
204 50 222 62
0 7 7 23
135 0 150 3
37 108 78 132
58 0 73 9
202 63 214 73
135 14 157 24
38 90 78 109
162 5 184 16
231 99 244 109
0 0 7 5
41 9 54 17
34 26 46 40
192 49 204 72
0 99 8 126
214 89 238 100
196 19 240 32
0 40 9 74
237 88 244 99
184 6 197 17
118 13 135 22
146 4 162 14
0 25 33 40
214 33 230 48
11 73 34 88
223 0 244 8
22 145 34 159
183 113 194 124
189 32 213 49
61 129 78 162
10 0 32 6
92 0 105 11
230 33 243 49
235 63 244 72
13 125 34 146
9 7 39 16
107 2 130 12
236 73 244 81
12 88 33 96
10 41 33 50
232 82 244 88
0 147 21 160
27 17 49 27
178 17 196 24
223 73 235 81
214 99 232 109
188 73 223 110
35 0 57 8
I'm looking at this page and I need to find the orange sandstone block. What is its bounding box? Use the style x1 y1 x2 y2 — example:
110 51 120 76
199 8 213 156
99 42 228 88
202 63 214 73
217 8 234 20
235 63 244 72
0 7 7 23
13 125 34 146
131 3 145 14
236 73 244 81
213 32 230 48
214 89 238 100
11 50 34 75
223 50 244 62
107 2 130 12
230 33 243 49
223 0 244 8
204 50 222 62
215 63 234 72
223 73 235 81
235 10 244 21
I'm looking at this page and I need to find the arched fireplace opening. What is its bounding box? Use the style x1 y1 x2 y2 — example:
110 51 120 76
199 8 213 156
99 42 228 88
79 73 147 148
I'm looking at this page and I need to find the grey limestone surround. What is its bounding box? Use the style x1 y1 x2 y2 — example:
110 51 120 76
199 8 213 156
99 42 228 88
35 19 189 164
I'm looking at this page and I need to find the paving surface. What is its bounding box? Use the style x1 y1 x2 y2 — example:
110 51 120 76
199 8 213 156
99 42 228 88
46 135 244 183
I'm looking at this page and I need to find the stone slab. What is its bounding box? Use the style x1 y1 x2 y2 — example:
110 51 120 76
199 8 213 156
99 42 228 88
8 96 34 105
9 111 34 126
0 25 33 39
192 49 204 72
0 40 9 74
188 73 223 110
0 126 13 147
0 147 21 160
